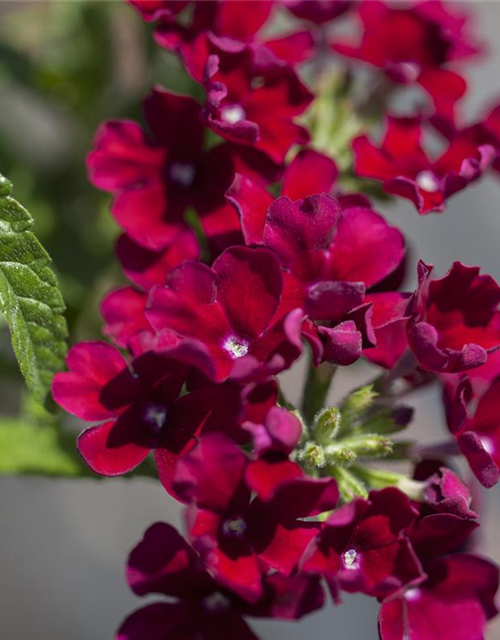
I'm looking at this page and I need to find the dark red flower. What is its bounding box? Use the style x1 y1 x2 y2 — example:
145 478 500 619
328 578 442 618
117 522 325 640
408 261 500 373
408 466 479 560
88 86 276 253
100 229 199 352
202 38 313 164
333 0 481 117
363 291 413 370
101 287 152 353
353 117 494 214
146 246 304 382
52 342 243 494
367 261 500 374
301 488 422 599
444 376 500 488
379 554 499 640
243 402 305 501
284 0 353 24
117 228 199 291
129 0 189 22
229 182 403 366
227 148 340 244
173 433 338 602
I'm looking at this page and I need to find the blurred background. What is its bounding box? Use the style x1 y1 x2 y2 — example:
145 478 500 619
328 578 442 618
1 1 500 638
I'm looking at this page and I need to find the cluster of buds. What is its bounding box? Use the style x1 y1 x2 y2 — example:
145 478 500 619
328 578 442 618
52 1 500 638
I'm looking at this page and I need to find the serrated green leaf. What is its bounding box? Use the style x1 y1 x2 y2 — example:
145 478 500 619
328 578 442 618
0 174 68 404
0 419 83 476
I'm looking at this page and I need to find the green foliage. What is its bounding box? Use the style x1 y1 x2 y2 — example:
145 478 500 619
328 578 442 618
0 175 67 404
0 418 82 476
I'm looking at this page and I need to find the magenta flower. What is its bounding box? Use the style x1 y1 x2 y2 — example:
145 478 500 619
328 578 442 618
88 86 276 252
118 522 325 640
333 0 481 117
301 488 422 599
52 342 243 493
146 246 304 382
379 554 499 640
353 117 494 214
173 433 338 602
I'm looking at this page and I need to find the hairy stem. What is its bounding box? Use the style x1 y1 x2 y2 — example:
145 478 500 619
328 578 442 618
301 358 337 425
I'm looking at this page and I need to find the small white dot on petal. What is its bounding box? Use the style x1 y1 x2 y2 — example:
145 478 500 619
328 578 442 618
342 548 359 570
405 588 421 602
222 516 248 537
144 405 167 432
223 336 249 359
416 170 440 193
221 105 246 125
168 162 196 188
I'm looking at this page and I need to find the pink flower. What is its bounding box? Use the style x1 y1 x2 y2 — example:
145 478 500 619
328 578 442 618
52 342 243 494
118 522 325 640
353 117 494 215
301 488 422 599
333 0 482 117
174 433 338 602
146 246 304 382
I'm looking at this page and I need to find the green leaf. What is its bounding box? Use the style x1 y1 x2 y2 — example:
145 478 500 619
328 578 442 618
0 418 83 476
0 174 68 404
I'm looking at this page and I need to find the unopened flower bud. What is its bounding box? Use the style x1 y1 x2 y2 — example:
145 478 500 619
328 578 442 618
340 385 378 430
313 406 341 444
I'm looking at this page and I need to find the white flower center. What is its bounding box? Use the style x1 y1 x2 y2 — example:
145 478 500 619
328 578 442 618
405 588 421 602
396 61 421 82
342 548 359 570
223 336 249 359
203 591 231 613
144 404 167 431
221 104 246 125
416 170 440 193
222 516 247 537
168 162 196 188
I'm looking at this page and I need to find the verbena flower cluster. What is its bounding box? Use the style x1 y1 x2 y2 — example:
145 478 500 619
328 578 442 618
52 1 500 638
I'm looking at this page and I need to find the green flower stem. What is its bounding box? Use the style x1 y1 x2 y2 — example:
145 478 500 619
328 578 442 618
329 466 368 501
301 358 337 426
351 464 425 501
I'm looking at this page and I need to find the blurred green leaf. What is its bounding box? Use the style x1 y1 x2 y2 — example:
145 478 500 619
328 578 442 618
0 174 68 405
0 419 82 477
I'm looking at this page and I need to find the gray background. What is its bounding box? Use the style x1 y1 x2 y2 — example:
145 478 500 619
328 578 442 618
2 1 500 639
